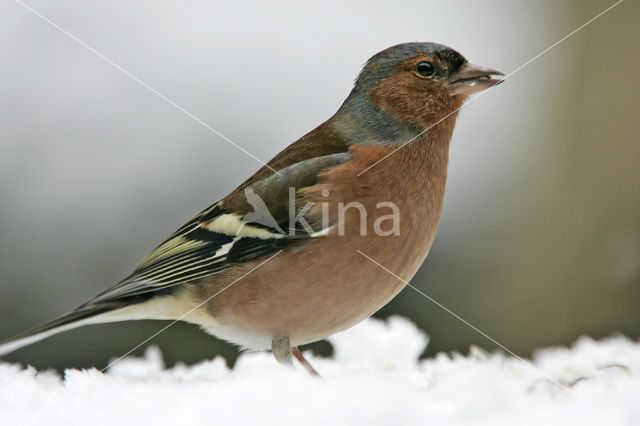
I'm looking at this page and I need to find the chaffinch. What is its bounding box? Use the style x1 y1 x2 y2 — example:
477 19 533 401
0 42 503 374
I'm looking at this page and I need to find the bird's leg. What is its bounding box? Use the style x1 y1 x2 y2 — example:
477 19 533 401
271 338 320 376
292 347 320 376
271 336 293 366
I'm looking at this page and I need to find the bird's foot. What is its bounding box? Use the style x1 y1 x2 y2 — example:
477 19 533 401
271 336 320 376
292 346 320 376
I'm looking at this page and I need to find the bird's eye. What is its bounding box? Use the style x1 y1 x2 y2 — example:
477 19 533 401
415 62 435 77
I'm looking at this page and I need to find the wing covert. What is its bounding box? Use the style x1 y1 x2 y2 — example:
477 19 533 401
89 152 351 305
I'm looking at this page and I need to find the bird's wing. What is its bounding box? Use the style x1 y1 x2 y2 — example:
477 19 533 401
88 152 351 305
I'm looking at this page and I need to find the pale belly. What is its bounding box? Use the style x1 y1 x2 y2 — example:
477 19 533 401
195 224 436 349
191 157 445 349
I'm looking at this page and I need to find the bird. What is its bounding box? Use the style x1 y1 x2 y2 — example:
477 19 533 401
0 42 503 375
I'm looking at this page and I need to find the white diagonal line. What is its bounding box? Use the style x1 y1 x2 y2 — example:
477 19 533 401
101 250 282 372
357 0 624 176
358 250 519 356
503 0 624 79
357 250 537 366
14 0 282 176
357 249 620 426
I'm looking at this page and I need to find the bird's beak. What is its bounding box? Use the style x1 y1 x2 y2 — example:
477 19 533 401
449 62 504 96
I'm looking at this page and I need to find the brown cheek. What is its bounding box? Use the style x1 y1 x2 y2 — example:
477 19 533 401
367 74 459 128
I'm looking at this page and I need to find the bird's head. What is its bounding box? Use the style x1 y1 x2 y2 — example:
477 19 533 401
333 42 503 143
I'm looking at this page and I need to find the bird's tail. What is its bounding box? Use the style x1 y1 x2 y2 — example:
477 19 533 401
0 303 119 357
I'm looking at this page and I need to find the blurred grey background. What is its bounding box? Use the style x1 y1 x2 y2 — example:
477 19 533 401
1 0 638 371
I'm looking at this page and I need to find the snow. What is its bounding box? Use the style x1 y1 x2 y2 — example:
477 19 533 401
1 316 639 426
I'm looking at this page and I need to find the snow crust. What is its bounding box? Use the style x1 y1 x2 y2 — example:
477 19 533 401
1 316 638 426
